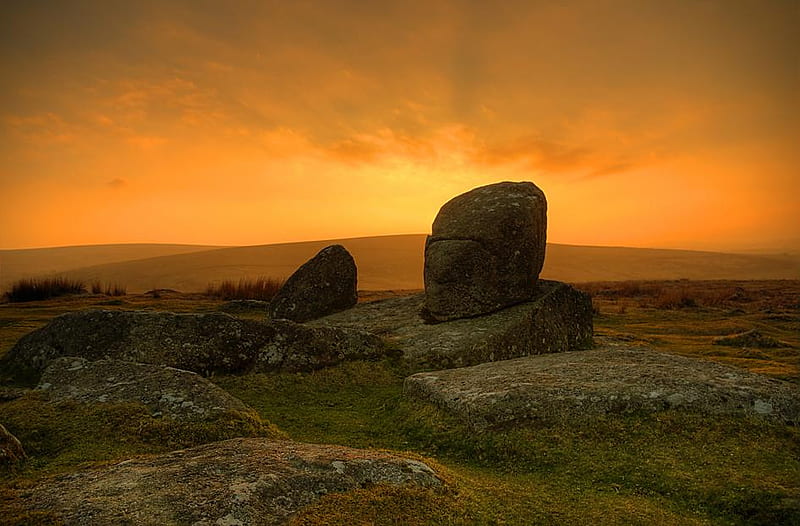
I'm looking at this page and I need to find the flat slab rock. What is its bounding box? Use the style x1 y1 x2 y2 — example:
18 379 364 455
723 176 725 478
310 280 592 370
1 310 387 379
22 438 442 526
404 347 800 430
38 357 251 421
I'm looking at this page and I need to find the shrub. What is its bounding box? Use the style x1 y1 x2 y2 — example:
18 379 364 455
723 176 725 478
5 277 86 303
206 277 285 301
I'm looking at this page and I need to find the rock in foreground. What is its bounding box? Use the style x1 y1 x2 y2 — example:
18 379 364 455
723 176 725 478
38 357 252 421
269 244 358 322
424 181 547 321
404 347 800 430
23 438 442 526
311 280 592 370
1 311 386 380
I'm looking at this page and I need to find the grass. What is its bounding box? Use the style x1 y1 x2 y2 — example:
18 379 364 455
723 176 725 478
90 281 127 296
4 277 86 303
205 276 285 301
575 280 800 382
0 281 798 524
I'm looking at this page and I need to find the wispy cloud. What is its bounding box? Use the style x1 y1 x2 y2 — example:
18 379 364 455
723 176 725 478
107 177 127 189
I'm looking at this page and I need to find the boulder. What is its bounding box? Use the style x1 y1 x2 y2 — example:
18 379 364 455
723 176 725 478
310 280 592 370
404 346 800 430
269 244 358 322
0 310 387 380
423 181 547 322
21 437 442 525
37 357 252 421
1 423 25 469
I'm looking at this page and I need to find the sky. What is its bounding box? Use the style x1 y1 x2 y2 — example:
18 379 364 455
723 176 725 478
1 0 798 252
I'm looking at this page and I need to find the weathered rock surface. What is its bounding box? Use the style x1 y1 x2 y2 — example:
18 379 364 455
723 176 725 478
269 244 358 322
1 423 25 469
713 329 791 348
22 437 442 525
38 357 251 421
1 310 387 380
423 181 547 322
310 280 592 370
404 346 800 430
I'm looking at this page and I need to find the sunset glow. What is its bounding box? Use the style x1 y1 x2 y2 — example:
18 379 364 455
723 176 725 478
1 1 797 252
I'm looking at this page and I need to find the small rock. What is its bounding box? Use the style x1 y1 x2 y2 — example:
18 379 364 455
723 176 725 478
269 245 358 322
423 181 547 322
0 423 25 469
712 329 790 348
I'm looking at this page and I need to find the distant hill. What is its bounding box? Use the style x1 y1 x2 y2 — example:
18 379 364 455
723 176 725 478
0 243 220 291
1 235 798 293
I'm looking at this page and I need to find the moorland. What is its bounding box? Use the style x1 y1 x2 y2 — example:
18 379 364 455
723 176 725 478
1 279 798 525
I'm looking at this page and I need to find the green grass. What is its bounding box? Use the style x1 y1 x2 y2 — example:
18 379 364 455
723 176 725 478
214 360 800 525
0 282 798 524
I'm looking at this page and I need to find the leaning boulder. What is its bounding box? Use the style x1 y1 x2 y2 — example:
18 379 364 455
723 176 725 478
310 280 592 370
0 310 387 380
21 437 443 525
270 244 358 322
404 347 800 430
423 181 547 322
38 357 252 421
1 423 25 469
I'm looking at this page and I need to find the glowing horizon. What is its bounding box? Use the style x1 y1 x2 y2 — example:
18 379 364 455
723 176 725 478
1 1 798 253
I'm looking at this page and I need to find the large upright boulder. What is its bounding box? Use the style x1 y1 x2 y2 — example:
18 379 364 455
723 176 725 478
269 244 358 322
423 181 547 322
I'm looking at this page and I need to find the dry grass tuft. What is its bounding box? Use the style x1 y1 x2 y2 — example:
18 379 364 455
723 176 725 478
91 281 127 296
205 276 285 301
5 277 86 303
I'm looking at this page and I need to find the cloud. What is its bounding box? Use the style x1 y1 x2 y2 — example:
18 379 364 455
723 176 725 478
107 178 127 189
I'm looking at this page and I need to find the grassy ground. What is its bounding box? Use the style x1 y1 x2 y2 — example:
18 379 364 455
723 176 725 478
0 281 798 525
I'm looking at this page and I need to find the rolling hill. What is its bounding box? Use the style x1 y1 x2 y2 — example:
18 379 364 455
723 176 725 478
2 235 797 294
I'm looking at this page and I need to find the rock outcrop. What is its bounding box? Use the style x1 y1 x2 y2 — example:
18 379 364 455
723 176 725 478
1 310 387 380
0 423 25 470
38 357 252 421
22 438 442 525
269 244 358 322
423 181 547 322
310 280 592 370
404 346 800 430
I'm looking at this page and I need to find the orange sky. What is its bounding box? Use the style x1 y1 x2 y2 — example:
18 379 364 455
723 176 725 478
1 1 798 252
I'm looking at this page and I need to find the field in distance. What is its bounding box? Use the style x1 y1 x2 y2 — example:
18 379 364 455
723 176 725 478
1 234 798 293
